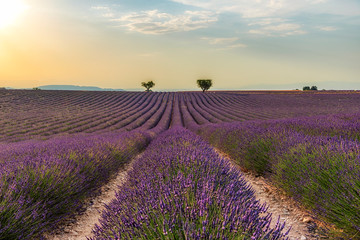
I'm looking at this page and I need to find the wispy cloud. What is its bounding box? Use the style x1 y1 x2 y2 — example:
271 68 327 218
171 0 360 17
248 18 286 26
201 37 239 45
227 43 247 48
170 0 359 36
93 8 218 34
92 6 110 11
249 21 306 37
170 0 336 18
317 26 337 31
201 37 247 50
91 6 115 18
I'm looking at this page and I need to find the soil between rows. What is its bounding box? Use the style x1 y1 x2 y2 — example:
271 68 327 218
45 156 139 240
217 150 329 240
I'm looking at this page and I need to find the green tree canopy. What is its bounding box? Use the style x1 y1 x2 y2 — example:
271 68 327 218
141 81 155 92
303 86 318 91
197 79 213 93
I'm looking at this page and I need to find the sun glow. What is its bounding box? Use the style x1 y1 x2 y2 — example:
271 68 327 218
0 0 28 29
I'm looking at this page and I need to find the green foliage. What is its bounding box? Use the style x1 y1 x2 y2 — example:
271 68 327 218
141 81 155 92
198 127 277 176
303 86 318 91
199 122 360 238
272 143 360 235
243 138 275 175
197 79 213 92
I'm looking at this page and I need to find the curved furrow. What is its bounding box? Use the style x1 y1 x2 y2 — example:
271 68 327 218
183 94 211 125
67 93 146 134
188 93 223 123
3 93 129 134
42 93 145 134
149 92 174 134
111 93 161 130
134 93 170 131
169 93 183 128
96 93 155 131
208 93 271 120
192 93 234 122
107 93 159 130
206 93 257 120
124 93 167 131
178 94 199 129
6 92 138 139
199 93 245 121
0 92 115 135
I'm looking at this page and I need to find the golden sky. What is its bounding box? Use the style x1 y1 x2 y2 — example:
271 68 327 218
1 0 360 90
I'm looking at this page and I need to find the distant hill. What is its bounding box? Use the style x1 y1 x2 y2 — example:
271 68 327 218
38 85 124 91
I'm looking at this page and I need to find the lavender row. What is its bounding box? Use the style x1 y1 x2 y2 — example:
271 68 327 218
0 131 151 239
2 90 360 142
197 117 360 238
91 128 289 240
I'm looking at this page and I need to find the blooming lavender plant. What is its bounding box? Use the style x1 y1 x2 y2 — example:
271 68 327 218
0 131 151 239
197 115 360 238
91 128 289 240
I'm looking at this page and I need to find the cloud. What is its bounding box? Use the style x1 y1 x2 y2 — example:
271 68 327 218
317 26 337 31
92 6 111 11
171 0 360 17
249 23 307 36
201 37 239 45
104 9 218 34
227 43 247 48
92 6 114 18
201 37 247 49
248 18 286 26
265 23 302 31
170 0 334 18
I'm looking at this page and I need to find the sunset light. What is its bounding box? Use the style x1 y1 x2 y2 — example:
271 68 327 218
0 0 28 29
0 0 359 90
1 1 360 239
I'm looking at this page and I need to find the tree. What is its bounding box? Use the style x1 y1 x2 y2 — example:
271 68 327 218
311 86 318 91
141 81 155 92
303 86 311 91
197 79 213 93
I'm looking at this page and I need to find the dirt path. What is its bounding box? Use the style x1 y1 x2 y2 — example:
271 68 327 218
45 157 137 240
218 151 326 240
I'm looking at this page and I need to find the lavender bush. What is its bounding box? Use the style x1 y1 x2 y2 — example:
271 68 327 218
91 128 289 240
197 116 360 237
272 136 360 236
0 131 151 239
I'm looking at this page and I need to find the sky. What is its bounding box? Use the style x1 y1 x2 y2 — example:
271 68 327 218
0 0 359 90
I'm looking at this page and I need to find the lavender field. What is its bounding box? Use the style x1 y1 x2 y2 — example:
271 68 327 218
1 89 360 239
1 90 360 142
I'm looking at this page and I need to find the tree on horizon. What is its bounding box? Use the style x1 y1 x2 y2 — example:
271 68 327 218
197 79 213 93
141 81 155 92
